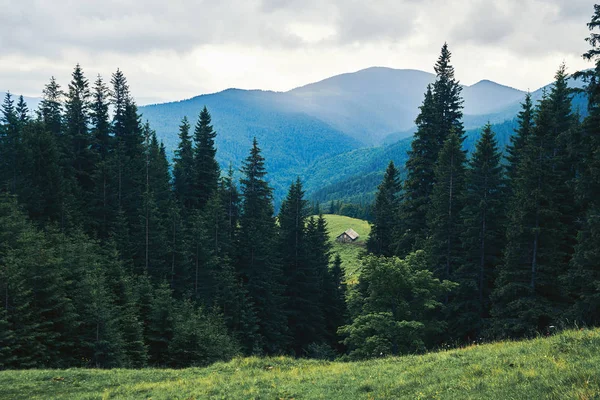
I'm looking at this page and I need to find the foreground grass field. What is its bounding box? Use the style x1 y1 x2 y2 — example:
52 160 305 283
2 328 599 399
321 214 371 283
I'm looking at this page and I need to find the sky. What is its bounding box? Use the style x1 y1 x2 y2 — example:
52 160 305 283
0 0 596 105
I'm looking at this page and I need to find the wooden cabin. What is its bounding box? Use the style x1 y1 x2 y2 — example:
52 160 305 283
336 228 360 243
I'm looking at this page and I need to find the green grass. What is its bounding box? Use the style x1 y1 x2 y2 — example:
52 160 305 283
2 329 599 399
321 214 371 283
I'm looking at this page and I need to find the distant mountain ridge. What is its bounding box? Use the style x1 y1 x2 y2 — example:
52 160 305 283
3 67 580 205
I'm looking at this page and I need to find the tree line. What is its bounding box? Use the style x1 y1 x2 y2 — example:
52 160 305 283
0 66 346 368
358 6 600 359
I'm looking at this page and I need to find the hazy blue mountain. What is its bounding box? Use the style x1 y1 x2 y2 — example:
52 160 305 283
305 72 587 205
305 119 520 204
462 80 525 115
284 68 527 144
139 89 362 203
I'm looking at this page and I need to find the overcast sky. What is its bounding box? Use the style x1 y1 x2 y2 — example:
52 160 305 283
0 0 595 104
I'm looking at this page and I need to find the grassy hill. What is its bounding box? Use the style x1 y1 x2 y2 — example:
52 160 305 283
322 214 371 283
2 328 599 399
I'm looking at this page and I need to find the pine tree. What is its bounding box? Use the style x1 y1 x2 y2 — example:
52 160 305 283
492 67 576 337
0 92 19 193
89 74 114 238
426 132 467 281
237 138 288 354
38 77 63 137
219 165 240 257
433 43 465 143
454 124 506 340
398 44 465 256
173 116 195 210
367 161 401 256
279 180 324 354
15 96 29 125
109 70 146 271
506 93 534 185
146 282 175 365
322 253 347 351
64 64 94 215
566 5 600 326
37 77 76 230
192 106 220 210
397 85 437 254
18 121 65 225
140 126 170 279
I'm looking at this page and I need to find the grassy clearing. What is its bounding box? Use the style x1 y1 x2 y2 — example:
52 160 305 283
2 328 599 399
321 214 371 283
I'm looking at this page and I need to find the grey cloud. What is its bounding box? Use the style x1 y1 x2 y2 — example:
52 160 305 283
0 0 431 57
448 0 592 57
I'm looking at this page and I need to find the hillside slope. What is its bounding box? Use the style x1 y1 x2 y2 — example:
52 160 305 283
139 89 362 202
322 214 371 283
2 328 598 399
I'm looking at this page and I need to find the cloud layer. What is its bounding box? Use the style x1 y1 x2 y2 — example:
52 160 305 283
0 0 594 103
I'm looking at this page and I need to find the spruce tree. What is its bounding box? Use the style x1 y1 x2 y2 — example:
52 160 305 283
15 95 29 125
237 138 288 354
279 180 324 354
506 93 534 185
398 44 464 256
109 70 146 269
322 253 347 351
426 132 467 281
367 161 401 256
89 74 114 238
492 67 576 337
64 64 94 213
38 77 63 137
566 4 600 326
173 116 195 210
18 121 65 225
0 92 19 193
454 124 506 340
192 106 220 210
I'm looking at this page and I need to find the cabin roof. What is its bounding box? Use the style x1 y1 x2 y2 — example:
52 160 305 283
338 228 359 240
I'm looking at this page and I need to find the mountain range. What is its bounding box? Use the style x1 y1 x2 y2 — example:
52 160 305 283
2 67 586 206
139 67 582 204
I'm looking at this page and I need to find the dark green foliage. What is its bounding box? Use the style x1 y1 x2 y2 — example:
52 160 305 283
237 139 288 354
192 106 220 210
492 66 577 338
173 117 194 209
426 132 467 281
367 161 401 256
146 283 175 366
64 64 94 217
168 300 239 367
18 121 66 225
322 253 347 351
432 43 465 142
397 86 438 254
88 75 114 238
397 44 465 256
38 77 63 136
279 180 324 354
506 93 534 185
0 92 20 194
566 6 600 327
454 125 506 340
340 253 455 359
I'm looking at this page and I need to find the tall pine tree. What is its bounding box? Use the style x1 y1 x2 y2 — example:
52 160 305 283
237 138 287 354
367 161 401 257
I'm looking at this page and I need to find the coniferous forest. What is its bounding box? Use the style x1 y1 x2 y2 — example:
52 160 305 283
2 5 600 371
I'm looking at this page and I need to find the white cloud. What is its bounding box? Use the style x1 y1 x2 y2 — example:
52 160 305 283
0 0 594 103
